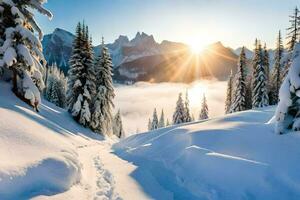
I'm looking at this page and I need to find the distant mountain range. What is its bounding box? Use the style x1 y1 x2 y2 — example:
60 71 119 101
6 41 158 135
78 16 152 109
41 28 275 83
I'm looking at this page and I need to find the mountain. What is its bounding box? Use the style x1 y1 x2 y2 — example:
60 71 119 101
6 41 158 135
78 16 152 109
42 28 237 83
234 47 254 59
42 28 75 74
114 41 238 83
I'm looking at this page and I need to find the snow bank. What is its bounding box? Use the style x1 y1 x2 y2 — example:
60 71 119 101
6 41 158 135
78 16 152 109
114 107 300 199
0 82 102 199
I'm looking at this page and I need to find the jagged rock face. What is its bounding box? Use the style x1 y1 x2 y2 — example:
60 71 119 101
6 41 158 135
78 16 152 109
114 42 239 83
42 28 74 74
42 28 238 83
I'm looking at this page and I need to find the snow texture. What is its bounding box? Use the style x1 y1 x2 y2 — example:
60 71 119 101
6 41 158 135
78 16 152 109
115 106 300 200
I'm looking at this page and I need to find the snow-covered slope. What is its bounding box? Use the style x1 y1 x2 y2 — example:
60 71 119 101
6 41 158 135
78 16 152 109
0 81 153 200
0 82 104 199
114 107 300 200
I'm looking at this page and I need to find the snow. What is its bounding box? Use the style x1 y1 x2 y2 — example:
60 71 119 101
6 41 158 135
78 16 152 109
2 74 300 199
0 81 151 200
275 43 300 134
114 107 300 199
3 47 17 67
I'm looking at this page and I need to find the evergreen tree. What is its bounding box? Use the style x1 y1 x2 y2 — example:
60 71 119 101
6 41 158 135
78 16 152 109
67 23 96 127
199 94 209 120
225 70 233 114
263 43 270 81
91 37 115 135
45 64 67 108
184 91 192 122
158 109 165 128
275 43 300 134
151 108 159 130
148 118 152 131
245 75 253 109
113 110 125 138
230 47 247 112
67 22 84 113
0 0 52 109
283 7 300 78
173 93 186 124
252 42 269 108
270 31 284 105
286 7 299 54
166 119 170 126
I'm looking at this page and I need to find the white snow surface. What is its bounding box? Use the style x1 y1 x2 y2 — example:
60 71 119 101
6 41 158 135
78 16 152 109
114 107 300 200
2 79 300 199
0 81 145 200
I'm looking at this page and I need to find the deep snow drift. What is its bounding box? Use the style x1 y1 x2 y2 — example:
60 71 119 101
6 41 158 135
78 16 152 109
114 107 300 200
0 82 103 199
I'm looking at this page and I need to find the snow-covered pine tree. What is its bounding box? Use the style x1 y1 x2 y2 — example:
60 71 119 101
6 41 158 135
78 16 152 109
67 23 84 118
158 109 165 128
199 94 209 120
263 43 270 81
166 118 170 126
252 41 269 108
148 118 152 131
113 109 125 138
0 0 52 109
269 31 284 105
90 37 115 135
282 7 300 79
184 91 192 122
230 47 247 112
275 43 300 134
151 108 158 130
245 75 253 109
45 63 67 108
67 23 96 127
173 93 186 124
79 26 96 126
225 70 233 114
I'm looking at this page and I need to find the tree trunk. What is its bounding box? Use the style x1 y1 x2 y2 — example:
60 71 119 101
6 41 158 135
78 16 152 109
12 68 17 93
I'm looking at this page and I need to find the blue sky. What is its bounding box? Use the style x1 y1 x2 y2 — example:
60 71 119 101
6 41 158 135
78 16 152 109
37 0 300 49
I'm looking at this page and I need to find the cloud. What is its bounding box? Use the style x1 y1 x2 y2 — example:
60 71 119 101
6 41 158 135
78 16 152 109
114 80 227 136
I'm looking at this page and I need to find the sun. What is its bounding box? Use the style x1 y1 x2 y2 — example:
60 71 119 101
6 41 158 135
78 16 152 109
189 43 204 54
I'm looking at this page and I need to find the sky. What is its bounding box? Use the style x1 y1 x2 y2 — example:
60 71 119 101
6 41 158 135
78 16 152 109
37 0 300 49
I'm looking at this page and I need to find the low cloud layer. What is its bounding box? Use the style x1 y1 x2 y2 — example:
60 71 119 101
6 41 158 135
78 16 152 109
114 80 227 136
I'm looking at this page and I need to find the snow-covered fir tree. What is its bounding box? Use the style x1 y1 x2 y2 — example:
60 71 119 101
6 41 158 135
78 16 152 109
252 41 269 108
158 109 165 128
270 31 284 105
45 63 67 108
113 109 124 138
225 70 233 114
184 91 192 122
151 108 159 130
0 0 52 109
173 93 186 124
91 37 115 135
148 118 152 131
275 43 300 134
263 43 270 81
282 7 300 79
67 23 96 127
199 94 209 120
286 7 299 54
230 47 247 112
166 118 170 126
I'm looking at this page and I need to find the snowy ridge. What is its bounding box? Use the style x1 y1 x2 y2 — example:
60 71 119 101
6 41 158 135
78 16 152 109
114 107 300 200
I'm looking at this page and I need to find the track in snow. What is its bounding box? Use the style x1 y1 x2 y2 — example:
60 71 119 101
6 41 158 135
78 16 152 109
93 156 122 200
